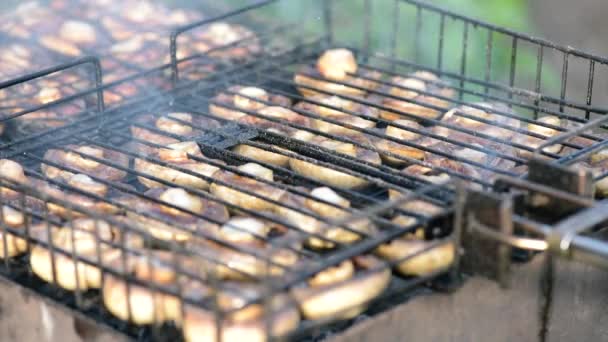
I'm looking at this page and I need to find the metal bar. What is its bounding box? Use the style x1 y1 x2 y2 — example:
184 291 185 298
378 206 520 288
399 0 608 65
534 46 544 119
414 5 422 63
484 29 494 98
535 114 608 153
586 60 595 120
508 37 518 104
459 22 469 101
169 0 279 83
560 53 569 113
359 49 608 116
278 64 593 155
437 13 445 70
355 59 605 128
363 0 371 53
390 0 400 66
323 0 334 44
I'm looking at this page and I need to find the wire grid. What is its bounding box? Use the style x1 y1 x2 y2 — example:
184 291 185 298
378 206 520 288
0 0 607 339
160 0 608 192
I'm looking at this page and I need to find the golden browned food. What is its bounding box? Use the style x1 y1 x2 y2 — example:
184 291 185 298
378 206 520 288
42 173 121 219
0 205 30 258
40 35 82 56
59 20 97 45
188 216 300 280
13 86 87 136
181 281 300 342
126 187 229 242
210 163 285 212
379 71 454 121
135 141 223 189
30 217 144 291
289 135 381 189
514 115 564 159
374 199 455 276
276 187 375 249
371 119 427 165
436 103 522 146
210 86 291 121
42 145 129 182
291 256 390 320
102 250 186 325
294 95 378 136
294 49 381 98
0 159 46 212
188 22 262 60
233 106 313 166
402 155 481 187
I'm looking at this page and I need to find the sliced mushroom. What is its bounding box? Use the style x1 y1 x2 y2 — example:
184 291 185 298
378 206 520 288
294 49 381 98
276 187 374 249
379 71 454 121
210 163 285 212
289 135 381 189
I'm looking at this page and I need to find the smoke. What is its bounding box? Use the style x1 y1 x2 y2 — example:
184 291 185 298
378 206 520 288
0 0 216 139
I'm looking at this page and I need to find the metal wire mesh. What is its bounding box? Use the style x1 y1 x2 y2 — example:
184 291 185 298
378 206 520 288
0 0 608 340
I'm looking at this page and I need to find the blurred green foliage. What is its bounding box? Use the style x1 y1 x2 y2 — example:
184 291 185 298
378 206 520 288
195 0 559 96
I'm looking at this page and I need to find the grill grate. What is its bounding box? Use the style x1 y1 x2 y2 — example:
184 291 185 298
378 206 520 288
0 0 608 341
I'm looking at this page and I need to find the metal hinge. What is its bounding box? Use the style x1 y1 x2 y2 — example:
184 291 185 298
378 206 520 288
460 158 608 287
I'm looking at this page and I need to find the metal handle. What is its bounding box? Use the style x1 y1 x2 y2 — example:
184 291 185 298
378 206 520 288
468 214 548 251
468 202 608 269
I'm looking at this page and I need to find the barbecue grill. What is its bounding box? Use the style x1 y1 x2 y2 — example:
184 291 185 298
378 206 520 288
1 0 608 341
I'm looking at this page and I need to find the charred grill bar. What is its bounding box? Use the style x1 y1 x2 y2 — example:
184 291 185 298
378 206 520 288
0 0 608 341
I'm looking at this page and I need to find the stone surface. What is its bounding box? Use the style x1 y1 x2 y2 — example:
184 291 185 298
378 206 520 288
0 278 125 342
330 255 546 342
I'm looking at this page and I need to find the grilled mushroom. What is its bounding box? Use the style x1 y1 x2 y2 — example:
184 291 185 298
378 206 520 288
42 145 129 182
13 86 87 136
371 119 427 165
514 115 564 159
59 20 97 45
126 187 229 242
376 216 455 276
42 173 122 219
40 35 82 56
210 85 291 121
101 16 136 40
0 159 45 212
135 141 223 190
188 216 300 280
180 281 300 342
210 163 285 212
0 205 30 258
102 250 186 325
375 197 455 276
379 71 454 121
293 95 378 136
291 255 390 320
276 187 375 249
294 49 381 98
188 22 261 61
130 112 208 154
569 157 608 198
30 218 144 291
437 102 521 142
402 156 481 188
289 135 381 189
233 106 313 166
